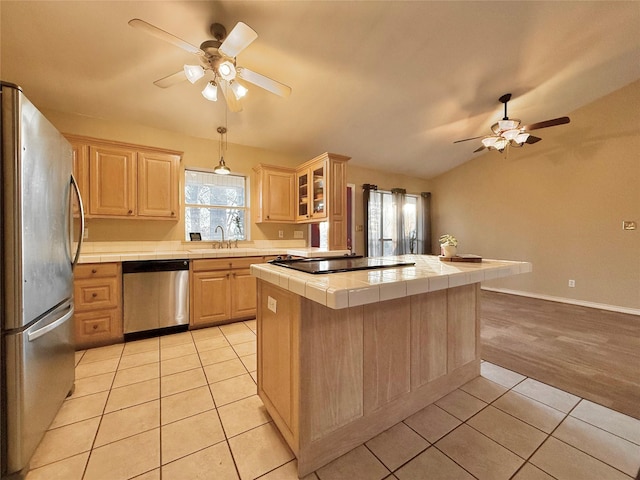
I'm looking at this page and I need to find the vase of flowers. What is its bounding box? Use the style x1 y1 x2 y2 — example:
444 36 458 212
439 234 458 258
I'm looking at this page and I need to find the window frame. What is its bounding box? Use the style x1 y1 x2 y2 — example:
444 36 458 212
184 168 249 242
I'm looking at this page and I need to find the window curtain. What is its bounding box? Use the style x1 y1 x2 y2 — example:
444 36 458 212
391 188 408 255
364 185 432 257
363 184 379 257
417 192 432 254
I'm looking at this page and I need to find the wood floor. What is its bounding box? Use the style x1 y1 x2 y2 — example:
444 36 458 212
480 290 640 420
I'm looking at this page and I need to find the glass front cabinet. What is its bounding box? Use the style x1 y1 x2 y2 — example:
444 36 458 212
296 159 326 222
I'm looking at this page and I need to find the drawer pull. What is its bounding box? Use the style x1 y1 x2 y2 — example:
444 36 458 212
92 269 97 274
92 293 98 298
128 209 133 215
92 324 98 330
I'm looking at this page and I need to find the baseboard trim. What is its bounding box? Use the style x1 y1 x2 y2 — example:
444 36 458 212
481 287 640 316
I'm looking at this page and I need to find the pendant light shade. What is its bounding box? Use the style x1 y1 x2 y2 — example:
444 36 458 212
201 81 218 101
213 157 231 175
184 64 205 84
214 126 231 175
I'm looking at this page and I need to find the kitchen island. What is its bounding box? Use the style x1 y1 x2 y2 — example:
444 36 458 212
250 255 531 477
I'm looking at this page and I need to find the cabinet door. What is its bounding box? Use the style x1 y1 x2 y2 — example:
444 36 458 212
137 151 180 219
231 269 257 319
310 161 326 220
74 308 123 349
296 170 310 221
265 169 295 222
70 141 89 217
89 145 136 216
192 271 231 326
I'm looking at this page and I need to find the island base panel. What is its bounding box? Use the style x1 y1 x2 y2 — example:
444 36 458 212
256 279 481 477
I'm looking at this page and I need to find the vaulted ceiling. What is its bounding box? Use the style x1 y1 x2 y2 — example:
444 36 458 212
2 1 639 178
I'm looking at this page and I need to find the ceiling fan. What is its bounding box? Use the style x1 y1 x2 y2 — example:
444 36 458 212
129 18 292 112
454 93 570 153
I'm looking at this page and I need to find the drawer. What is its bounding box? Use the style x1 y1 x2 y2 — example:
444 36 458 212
74 309 122 349
74 277 119 311
75 262 119 279
193 256 264 272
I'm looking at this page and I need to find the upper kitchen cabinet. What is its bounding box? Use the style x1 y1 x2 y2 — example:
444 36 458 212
65 135 181 220
89 144 136 217
296 153 349 225
137 151 180 218
253 164 296 223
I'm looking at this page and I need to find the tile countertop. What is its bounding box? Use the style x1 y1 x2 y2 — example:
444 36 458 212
250 255 532 310
77 247 351 264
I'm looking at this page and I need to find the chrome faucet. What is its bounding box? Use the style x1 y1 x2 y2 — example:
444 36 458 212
214 225 225 248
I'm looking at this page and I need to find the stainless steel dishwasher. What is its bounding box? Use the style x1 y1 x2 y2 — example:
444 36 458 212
123 259 189 338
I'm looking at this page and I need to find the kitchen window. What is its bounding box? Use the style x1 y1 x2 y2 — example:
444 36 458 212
184 169 247 241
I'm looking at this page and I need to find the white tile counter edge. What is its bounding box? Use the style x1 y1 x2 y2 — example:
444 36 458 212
251 255 532 309
78 247 349 264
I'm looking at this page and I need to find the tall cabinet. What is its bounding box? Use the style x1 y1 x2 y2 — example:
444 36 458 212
296 153 350 250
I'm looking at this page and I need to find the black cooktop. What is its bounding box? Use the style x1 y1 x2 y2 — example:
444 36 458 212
268 256 415 274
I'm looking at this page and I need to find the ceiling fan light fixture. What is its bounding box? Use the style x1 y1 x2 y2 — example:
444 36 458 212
184 64 205 84
482 137 498 148
503 129 521 141
218 61 236 81
498 119 520 131
230 81 248 100
494 137 508 152
201 81 218 101
515 132 530 144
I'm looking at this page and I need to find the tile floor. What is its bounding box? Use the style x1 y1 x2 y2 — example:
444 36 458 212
26 321 640 480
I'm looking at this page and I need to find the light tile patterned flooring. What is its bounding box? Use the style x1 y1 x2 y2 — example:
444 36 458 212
26 321 640 480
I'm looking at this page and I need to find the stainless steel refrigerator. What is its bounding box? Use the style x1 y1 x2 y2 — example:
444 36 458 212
0 82 84 479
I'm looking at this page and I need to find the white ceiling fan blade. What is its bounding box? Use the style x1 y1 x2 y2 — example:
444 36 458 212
128 18 203 56
219 22 258 58
153 70 187 88
219 81 243 112
237 67 291 98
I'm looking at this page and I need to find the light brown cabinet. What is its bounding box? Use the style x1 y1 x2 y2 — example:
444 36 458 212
252 164 296 223
296 159 326 222
296 153 350 249
190 257 264 327
73 263 123 349
65 135 181 220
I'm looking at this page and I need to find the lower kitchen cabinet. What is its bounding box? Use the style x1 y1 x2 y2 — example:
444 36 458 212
191 257 263 328
73 262 123 349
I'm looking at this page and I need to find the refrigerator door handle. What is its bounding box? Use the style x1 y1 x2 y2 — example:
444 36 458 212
27 305 75 342
70 173 85 269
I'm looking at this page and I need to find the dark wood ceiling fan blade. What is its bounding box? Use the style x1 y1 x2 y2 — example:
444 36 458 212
454 135 485 144
522 116 570 131
525 135 542 144
473 145 486 153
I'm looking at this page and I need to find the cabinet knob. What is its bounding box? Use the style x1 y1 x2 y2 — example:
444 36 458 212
171 211 175 216
266 215 270 219
128 210 133 215
92 293 98 298
91 269 97 274
92 324 98 330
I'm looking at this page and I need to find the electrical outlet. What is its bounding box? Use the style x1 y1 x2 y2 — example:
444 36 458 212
294 230 303 239
83 228 89 239
568 279 575 288
267 296 277 313
278 230 284 239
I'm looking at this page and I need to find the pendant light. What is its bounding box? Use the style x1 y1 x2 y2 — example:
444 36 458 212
214 126 231 175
